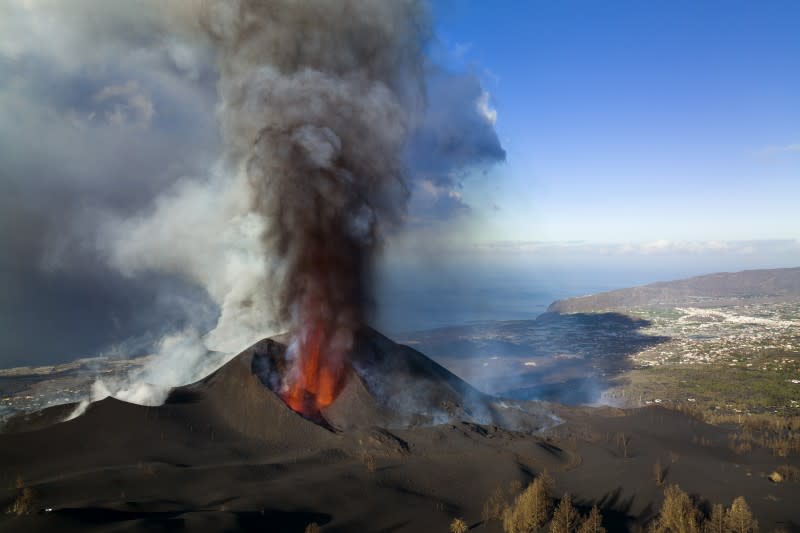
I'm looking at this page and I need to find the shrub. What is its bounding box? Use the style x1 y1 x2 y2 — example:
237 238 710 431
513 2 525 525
450 517 468 533
359 451 376 472
768 471 783 483
616 433 630 458
654 459 665 485
775 464 799 481
6 476 34 516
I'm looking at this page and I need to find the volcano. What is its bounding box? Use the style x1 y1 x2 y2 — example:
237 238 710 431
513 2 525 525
3 330 800 532
0 328 557 532
174 327 550 436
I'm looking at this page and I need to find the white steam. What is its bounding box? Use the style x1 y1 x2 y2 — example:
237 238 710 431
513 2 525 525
67 166 277 417
102 165 273 353
68 328 225 419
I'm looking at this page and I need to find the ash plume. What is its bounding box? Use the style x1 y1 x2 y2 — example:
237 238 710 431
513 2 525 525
188 0 430 408
1 0 505 410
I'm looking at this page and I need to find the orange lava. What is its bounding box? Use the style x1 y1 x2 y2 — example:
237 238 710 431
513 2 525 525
283 322 348 417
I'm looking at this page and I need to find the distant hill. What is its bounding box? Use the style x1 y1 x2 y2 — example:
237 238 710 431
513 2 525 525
547 267 800 313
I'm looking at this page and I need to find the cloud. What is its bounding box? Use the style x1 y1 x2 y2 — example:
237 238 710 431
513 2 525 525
476 90 498 125
405 67 506 221
758 143 800 155
459 239 800 258
407 179 470 224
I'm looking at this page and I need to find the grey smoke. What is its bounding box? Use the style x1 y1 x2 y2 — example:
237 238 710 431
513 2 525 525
188 0 431 397
1 1 505 407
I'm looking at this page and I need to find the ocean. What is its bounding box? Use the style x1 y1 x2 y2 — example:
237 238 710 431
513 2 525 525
373 264 695 334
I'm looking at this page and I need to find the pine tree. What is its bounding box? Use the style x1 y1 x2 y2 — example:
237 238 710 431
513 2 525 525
579 506 606 533
651 485 700 533
484 485 507 523
703 504 725 533
725 497 759 533
550 494 581 533
502 472 553 533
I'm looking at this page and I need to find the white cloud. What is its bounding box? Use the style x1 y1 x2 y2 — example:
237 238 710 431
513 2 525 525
462 239 800 257
759 143 800 155
476 90 498 125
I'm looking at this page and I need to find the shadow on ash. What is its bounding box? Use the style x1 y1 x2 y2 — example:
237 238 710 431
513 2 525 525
175 327 552 438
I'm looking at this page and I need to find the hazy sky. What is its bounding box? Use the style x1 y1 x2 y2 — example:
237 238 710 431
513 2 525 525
429 0 799 248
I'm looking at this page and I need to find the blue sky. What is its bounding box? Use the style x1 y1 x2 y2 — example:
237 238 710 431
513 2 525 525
429 1 800 245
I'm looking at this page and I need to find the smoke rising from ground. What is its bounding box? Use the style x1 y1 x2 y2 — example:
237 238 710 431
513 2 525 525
189 0 431 405
1 1 505 409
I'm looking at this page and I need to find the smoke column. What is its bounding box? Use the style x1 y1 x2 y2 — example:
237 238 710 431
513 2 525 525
192 0 429 415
